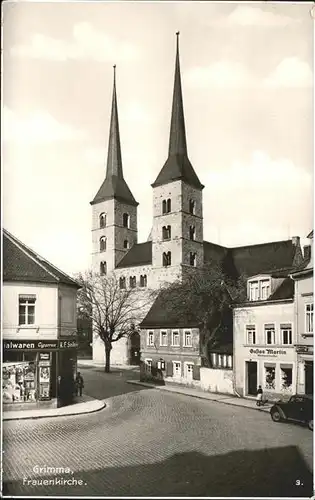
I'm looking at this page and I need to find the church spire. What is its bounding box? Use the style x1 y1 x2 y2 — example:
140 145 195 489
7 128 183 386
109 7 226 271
106 65 123 178
168 32 187 157
152 33 204 190
91 66 138 206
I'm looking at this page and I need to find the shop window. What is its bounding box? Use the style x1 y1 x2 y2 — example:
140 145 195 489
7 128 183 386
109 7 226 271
162 225 171 240
160 331 168 346
123 213 130 228
19 295 36 325
246 326 256 345
100 237 106 252
140 275 147 287
189 226 195 241
281 366 293 391
147 332 154 347
190 252 197 266
129 276 136 288
281 326 292 345
99 213 106 228
306 303 313 333
3 360 37 404
184 330 192 347
264 365 276 390
163 252 171 267
100 261 107 275
265 325 275 345
189 199 196 215
172 331 180 346
119 277 126 289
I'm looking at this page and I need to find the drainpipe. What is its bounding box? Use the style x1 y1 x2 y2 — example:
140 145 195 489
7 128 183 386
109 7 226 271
232 306 242 398
289 273 299 394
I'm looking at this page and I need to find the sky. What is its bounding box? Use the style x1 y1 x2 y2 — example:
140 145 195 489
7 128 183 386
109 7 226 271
2 1 314 276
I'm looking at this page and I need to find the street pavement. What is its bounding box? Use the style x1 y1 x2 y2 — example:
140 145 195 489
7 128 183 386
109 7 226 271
3 366 313 497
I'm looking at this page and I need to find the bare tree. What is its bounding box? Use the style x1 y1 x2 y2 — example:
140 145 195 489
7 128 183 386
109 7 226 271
76 271 154 372
159 262 247 366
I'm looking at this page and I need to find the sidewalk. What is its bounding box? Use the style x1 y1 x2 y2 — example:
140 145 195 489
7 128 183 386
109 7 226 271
3 395 105 421
127 380 273 414
78 359 140 372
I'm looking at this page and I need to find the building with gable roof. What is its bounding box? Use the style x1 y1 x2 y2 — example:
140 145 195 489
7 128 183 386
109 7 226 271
90 34 305 369
2 229 80 408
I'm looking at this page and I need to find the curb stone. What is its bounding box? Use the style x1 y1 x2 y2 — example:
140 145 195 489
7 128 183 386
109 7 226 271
3 400 106 422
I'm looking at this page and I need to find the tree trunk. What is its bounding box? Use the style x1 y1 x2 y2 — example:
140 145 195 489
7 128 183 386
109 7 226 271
104 343 112 373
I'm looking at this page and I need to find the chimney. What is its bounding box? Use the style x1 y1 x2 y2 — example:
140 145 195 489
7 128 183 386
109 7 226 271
291 236 300 247
303 245 311 263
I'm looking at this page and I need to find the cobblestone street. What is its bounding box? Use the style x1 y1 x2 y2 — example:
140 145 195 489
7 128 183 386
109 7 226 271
3 367 313 497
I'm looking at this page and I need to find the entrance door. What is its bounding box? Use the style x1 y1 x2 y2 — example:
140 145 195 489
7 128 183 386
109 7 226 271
305 361 313 395
129 332 140 366
247 361 257 395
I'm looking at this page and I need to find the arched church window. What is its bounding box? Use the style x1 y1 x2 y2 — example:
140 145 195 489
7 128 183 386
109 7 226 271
162 200 167 214
100 261 107 275
100 237 106 252
140 275 147 287
162 226 171 240
189 226 195 241
190 252 196 267
163 252 171 267
123 213 130 228
123 239 129 249
189 200 196 215
162 199 171 214
129 276 136 288
119 277 126 289
99 213 106 228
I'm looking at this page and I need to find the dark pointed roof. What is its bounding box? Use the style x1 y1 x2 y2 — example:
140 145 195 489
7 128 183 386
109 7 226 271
116 242 152 268
91 66 138 207
152 33 204 190
3 229 79 288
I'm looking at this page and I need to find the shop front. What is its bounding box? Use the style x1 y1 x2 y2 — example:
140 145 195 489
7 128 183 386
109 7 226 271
296 345 313 395
242 346 297 401
2 339 78 407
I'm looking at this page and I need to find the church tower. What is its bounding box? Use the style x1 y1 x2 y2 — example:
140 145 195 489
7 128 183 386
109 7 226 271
151 33 204 284
91 66 138 275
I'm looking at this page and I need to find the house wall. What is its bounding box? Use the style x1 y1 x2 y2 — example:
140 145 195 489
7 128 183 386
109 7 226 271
199 367 234 395
58 285 77 338
234 301 296 400
3 282 59 340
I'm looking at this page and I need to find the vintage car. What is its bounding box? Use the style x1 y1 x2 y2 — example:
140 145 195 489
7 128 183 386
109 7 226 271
270 394 313 430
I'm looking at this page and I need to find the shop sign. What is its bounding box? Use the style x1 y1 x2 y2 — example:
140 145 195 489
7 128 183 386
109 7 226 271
3 340 79 350
248 348 287 357
39 353 51 361
296 345 313 354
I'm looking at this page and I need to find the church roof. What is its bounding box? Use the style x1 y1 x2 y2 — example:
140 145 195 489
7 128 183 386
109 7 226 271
3 229 79 288
116 242 152 268
152 33 204 191
91 67 138 207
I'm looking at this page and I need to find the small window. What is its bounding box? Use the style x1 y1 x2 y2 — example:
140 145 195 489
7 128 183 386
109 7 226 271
162 199 171 214
173 361 181 377
100 236 106 252
140 275 147 287
123 213 130 228
189 226 195 241
249 281 259 301
19 295 36 325
99 213 106 228
160 331 168 346
162 226 171 240
246 327 256 345
129 276 136 288
184 330 192 347
162 200 167 214
306 303 313 333
123 240 129 249
260 280 270 300
145 359 152 372
163 251 171 267
147 332 154 347
100 261 107 275
189 199 195 215
190 252 196 266
172 331 180 346
119 277 126 289
265 325 275 345
281 326 292 345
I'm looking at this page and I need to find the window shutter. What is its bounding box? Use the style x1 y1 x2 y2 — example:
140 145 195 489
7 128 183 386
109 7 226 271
166 361 173 377
193 365 200 380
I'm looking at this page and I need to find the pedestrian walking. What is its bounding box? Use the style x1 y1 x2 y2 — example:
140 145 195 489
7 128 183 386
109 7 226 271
75 372 84 397
256 385 263 406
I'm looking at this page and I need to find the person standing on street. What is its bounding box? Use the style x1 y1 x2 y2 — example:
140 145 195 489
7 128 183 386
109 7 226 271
75 372 84 397
256 385 263 406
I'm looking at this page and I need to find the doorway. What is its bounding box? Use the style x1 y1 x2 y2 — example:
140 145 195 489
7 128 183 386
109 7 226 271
129 331 140 366
246 361 257 395
305 361 313 395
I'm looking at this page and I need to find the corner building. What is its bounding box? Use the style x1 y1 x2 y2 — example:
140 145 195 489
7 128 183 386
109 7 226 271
91 35 305 368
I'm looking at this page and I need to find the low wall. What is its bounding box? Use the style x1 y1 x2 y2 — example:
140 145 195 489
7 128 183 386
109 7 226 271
200 367 234 395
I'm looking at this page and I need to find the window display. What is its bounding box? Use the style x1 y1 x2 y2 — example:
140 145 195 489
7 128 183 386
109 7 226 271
264 365 276 390
281 366 293 391
3 362 37 403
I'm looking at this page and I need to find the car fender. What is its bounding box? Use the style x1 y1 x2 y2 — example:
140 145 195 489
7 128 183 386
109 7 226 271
273 405 286 419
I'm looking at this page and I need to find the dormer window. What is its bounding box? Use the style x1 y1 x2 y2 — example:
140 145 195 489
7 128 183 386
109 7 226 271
123 213 130 228
189 226 195 241
100 261 107 276
189 200 196 215
99 213 106 228
162 225 171 240
100 237 106 252
248 278 270 301
163 252 171 267
162 199 171 214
